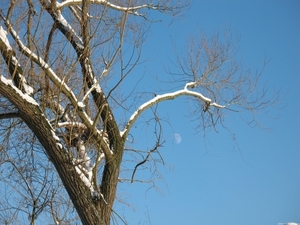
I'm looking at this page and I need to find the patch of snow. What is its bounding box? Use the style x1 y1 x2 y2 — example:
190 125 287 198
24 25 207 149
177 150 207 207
51 129 61 142
0 28 34 96
84 156 91 169
99 152 105 160
57 121 87 129
0 26 12 50
95 85 102 93
0 75 38 106
23 83 34 95
101 68 108 77
119 130 126 138
56 12 83 44
123 86 226 135
10 56 34 95
75 165 94 192
77 102 85 108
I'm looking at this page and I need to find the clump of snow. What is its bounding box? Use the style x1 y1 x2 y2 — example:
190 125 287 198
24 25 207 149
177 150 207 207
77 102 85 108
0 75 38 106
51 129 61 142
75 165 94 192
0 26 12 50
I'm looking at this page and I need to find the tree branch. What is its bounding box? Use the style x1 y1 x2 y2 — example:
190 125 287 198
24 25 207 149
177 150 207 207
0 112 19 120
56 0 158 13
0 74 105 225
0 26 34 95
121 85 225 138
1 20 111 158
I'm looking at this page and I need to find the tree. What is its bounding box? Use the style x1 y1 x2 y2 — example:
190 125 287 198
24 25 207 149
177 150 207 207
0 1 273 224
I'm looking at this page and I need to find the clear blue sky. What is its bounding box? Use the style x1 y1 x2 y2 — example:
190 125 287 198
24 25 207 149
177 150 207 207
114 1 300 225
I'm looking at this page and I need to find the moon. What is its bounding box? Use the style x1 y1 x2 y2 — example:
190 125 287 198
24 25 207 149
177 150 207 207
173 133 182 144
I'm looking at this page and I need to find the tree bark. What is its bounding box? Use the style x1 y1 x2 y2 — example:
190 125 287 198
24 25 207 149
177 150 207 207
0 78 105 225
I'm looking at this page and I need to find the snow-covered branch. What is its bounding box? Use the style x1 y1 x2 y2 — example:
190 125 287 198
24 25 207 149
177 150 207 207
2 20 112 158
0 26 11 50
56 0 157 13
55 10 84 49
57 122 87 130
74 164 94 193
0 26 34 95
121 85 225 137
2 21 79 106
0 75 38 106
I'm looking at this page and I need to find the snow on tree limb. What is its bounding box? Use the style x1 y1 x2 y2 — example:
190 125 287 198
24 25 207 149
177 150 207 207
74 165 94 193
0 26 12 50
2 21 112 158
121 85 225 137
0 75 38 106
43 3 121 150
1 21 78 106
56 0 157 13
57 122 88 130
0 26 34 95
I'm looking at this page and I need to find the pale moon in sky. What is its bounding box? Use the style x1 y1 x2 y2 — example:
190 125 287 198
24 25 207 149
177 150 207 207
173 133 182 144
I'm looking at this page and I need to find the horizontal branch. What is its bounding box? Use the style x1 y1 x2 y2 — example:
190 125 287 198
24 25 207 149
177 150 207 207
0 112 19 120
57 122 87 130
121 85 225 137
56 0 157 12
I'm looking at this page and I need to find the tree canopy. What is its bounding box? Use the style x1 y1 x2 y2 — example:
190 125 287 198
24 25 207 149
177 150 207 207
0 1 274 224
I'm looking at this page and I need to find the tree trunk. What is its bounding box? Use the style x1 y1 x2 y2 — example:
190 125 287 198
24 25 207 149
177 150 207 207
0 79 106 225
100 148 124 224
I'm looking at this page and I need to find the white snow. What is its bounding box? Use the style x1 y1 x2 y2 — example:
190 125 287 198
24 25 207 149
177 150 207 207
0 75 38 106
57 121 87 129
0 27 34 95
95 84 102 93
119 130 125 137
51 129 61 142
23 83 34 95
2 21 81 106
122 85 225 136
56 12 83 45
0 26 12 50
77 140 87 157
75 165 94 192
77 102 85 108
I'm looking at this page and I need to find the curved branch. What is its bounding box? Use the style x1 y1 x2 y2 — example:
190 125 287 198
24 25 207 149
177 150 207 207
121 85 225 137
131 136 162 183
56 0 157 13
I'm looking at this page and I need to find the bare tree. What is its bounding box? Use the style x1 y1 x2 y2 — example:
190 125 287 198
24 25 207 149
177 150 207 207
0 1 274 224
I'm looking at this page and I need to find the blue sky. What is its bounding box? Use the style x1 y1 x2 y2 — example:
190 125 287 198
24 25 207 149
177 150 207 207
114 1 300 225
